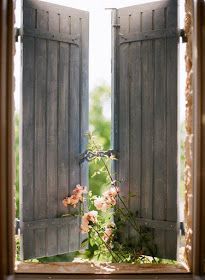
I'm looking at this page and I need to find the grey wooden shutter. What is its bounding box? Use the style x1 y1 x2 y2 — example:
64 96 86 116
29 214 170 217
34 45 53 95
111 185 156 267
112 0 178 259
20 0 89 260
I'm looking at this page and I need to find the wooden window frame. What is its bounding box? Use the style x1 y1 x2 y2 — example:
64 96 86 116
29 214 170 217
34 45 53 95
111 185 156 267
0 0 205 279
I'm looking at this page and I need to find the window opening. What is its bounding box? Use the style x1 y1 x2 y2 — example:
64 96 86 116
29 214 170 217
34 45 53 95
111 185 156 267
14 0 189 272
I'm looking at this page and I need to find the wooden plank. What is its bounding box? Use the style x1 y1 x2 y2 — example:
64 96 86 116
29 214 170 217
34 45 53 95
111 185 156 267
129 41 142 219
57 41 70 254
23 216 77 230
118 0 171 15
79 15 89 245
46 39 58 257
153 38 166 258
34 37 47 258
24 0 88 19
111 10 120 184
23 29 80 46
119 29 177 44
20 36 35 260
135 218 176 231
69 15 81 252
141 39 154 220
118 14 130 219
15 262 189 274
166 36 178 259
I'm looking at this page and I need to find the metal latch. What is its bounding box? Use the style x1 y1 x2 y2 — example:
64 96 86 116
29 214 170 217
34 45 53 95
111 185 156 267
15 218 20 235
179 29 187 43
80 149 118 163
15 28 21 42
180 221 185 236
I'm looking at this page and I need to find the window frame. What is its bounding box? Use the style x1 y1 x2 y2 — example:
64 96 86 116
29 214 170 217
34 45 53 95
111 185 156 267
0 0 205 279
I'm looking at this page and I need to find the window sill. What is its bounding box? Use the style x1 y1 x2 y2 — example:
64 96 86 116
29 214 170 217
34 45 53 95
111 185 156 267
15 261 189 274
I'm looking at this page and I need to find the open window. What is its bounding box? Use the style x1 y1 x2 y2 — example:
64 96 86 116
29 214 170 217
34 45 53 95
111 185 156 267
2 0 205 278
14 0 188 272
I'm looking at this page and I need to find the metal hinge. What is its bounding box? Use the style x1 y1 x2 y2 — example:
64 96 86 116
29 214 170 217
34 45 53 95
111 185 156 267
80 149 118 164
112 24 120 28
15 218 20 235
180 221 185 236
179 29 187 43
15 28 21 42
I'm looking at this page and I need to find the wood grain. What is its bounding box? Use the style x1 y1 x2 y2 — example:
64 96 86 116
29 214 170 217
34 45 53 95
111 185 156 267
15 262 189 274
112 0 178 259
21 0 89 259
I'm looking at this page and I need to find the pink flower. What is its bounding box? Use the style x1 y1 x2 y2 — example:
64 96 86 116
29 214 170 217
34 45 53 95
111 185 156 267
94 197 110 212
63 184 87 208
104 186 120 198
102 222 115 243
93 186 120 212
81 211 98 233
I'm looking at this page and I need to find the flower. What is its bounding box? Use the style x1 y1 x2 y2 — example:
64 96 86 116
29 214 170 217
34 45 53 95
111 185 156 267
94 197 110 212
62 184 87 208
81 211 98 233
93 186 120 212
102 222 115 243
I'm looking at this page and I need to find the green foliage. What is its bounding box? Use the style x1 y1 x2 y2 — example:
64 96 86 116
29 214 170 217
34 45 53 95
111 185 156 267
89 84 111 196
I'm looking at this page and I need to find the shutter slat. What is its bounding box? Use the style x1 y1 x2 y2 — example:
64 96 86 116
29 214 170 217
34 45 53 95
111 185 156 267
112 0 178 260
69 16 81 252
46 39 58 257
166 36 178 258
118 12 130 240
129 41 141 220
141 39 154 220
57 40 70 255
34 37 47 258
153 37 167 258
21 35 35 259
20 0 89 260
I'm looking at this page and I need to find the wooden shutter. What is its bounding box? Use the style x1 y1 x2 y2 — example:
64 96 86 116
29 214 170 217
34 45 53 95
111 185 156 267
112 0 178 259
20 0 89 260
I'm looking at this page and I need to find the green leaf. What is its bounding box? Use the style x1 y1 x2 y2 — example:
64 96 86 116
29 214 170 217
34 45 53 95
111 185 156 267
81 238 88 248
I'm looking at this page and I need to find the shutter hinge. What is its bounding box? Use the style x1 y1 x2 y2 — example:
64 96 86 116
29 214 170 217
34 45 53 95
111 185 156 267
80 149 118 163
180 221 185 236
179 29 187 43
112 24 120 28
15 28 21 42
15 218 20 235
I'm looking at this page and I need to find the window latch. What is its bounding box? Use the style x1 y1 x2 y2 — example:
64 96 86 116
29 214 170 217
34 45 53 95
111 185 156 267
80 149 118 163
179 29 187 43
15 28 21 42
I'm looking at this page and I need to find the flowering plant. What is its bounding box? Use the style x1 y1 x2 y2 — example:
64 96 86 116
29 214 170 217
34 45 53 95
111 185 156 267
63 133 157 263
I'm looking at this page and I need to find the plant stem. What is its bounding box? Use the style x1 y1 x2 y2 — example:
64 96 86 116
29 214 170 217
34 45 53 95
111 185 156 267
92 227 119 262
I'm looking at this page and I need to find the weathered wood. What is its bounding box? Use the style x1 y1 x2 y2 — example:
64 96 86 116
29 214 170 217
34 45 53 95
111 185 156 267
166 36 178 259
34 35 47 258
46 39 58 257
23 216 77 230
69 15 81 252
119 29 177 44
15 262 189 274
112 0 178 259
23 29 80 45
21 0 89 259
20 35 35 260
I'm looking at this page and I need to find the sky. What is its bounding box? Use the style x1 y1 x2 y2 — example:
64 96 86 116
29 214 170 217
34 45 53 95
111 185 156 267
14 0 185 121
